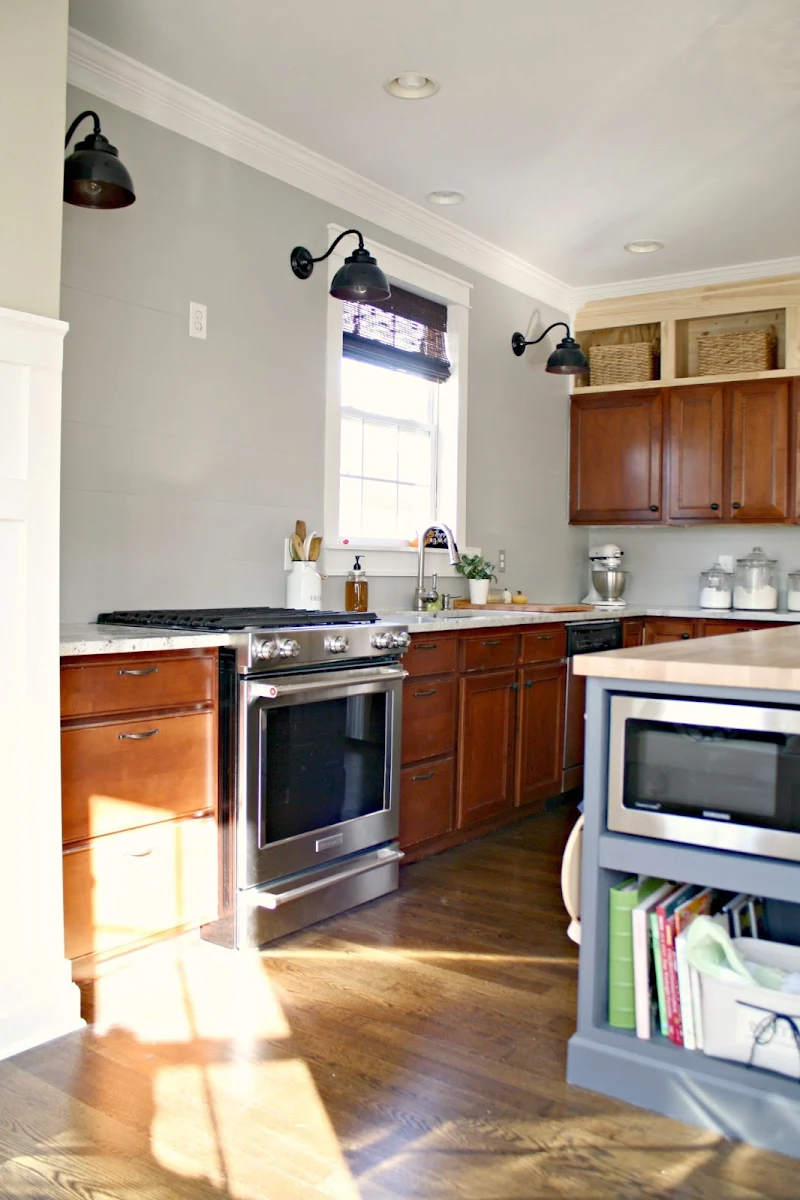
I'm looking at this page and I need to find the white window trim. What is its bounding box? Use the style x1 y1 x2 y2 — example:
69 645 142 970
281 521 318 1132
323 224 471 578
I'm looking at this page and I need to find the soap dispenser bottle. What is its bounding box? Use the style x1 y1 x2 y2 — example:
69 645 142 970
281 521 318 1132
345 555 369 612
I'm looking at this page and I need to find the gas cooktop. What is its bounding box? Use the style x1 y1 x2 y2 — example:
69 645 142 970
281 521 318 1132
97 606 379 631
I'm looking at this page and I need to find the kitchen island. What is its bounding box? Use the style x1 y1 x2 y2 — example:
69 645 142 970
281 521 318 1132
568 624 800 1160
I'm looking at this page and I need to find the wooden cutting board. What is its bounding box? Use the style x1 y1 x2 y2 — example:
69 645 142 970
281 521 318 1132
453 601 595 613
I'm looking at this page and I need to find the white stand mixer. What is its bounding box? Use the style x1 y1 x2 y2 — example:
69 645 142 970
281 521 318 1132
583 543 627 608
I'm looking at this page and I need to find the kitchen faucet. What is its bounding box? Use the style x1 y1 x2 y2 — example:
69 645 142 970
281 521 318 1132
414 524 459 611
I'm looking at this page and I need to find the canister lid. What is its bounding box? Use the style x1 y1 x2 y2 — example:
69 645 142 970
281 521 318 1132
736 545 777 567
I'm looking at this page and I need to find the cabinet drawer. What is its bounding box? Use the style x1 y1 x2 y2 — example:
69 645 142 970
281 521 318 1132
63 814 218 961
520 626 566 663
460 634 518 673
699 619 785 637
404 636 457 678
643 618 697 644
399 756 454 849
61 651 217 719
61 711 217 843
401 678 456 763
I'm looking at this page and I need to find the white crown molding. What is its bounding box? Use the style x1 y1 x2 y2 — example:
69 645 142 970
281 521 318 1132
66 29 572 313
571 254 800 308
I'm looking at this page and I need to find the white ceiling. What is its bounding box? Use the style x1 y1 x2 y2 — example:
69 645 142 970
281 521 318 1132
68 0 800 292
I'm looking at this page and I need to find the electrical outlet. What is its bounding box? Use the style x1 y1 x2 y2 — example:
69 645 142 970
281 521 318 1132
498 549 506 573
189 301 207 339
718 554 733 573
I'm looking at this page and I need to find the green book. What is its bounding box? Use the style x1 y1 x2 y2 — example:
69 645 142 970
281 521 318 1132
608 876 666 1029
650 910 669 1037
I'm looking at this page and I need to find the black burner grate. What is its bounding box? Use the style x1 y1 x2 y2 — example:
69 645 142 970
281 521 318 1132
97 607 379 631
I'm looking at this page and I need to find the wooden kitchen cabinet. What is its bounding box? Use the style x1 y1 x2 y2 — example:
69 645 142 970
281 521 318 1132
622 619 645 648
60 647 219 978
399 757 454 849
515 661 566 810
728 379 790 521
457 669 517 829
569 390 663 523
666 384 724 521
400 676 456 764
399 632 457 853
643 617 697 644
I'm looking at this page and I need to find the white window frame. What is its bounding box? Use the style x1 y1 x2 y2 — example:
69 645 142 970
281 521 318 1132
324 224 471 578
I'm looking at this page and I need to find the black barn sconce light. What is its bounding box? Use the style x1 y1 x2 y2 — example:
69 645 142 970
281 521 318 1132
64 110 135 209
291 229 391 302
511 323 588 375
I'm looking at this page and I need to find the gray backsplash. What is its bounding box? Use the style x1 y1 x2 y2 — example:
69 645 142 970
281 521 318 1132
591 525 800 608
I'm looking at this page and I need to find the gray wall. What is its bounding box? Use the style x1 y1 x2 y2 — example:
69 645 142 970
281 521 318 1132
60 85 584 621
0 0 68 318
590 525 800 607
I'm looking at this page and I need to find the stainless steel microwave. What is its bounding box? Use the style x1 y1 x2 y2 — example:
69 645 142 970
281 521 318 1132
607 695 800 862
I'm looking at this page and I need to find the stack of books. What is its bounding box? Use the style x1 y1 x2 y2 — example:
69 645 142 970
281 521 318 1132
608 877 763 1049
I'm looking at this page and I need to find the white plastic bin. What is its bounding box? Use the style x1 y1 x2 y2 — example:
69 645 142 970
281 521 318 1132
699 938 800 1078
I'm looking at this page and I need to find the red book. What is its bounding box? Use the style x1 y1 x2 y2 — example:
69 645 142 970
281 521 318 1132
655 884 698 1045
667 888 713 1045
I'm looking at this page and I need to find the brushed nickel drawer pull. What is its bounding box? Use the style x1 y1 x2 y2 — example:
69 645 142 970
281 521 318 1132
118 666 159 676
537 634 554 641
124 848 154 857
412 770 435 781
415 643 438 651
118 728 159 740
413 689 437 698
482 639 501 646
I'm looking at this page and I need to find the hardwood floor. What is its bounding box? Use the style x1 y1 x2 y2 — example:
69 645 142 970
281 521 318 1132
1 802 797 1199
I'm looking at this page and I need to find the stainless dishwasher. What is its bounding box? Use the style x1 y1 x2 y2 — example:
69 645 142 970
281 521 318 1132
562 620 622 790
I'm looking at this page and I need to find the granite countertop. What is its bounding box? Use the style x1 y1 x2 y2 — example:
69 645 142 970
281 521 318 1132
60 623 233 657
574 622 800 690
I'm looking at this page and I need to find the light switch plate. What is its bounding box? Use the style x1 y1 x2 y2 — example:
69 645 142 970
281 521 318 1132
498 549 506 572
189 301 207 339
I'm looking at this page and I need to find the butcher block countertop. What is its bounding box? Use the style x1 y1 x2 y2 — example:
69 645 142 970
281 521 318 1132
574 623 800 691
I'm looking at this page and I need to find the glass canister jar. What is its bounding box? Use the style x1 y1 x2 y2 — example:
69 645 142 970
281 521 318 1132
699 562 732 609
787 570 800 612
733 546 779 611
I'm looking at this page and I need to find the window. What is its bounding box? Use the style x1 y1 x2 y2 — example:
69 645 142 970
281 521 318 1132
323 227 471 575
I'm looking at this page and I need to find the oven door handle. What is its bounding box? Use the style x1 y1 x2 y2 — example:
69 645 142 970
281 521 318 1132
248 847 405 910
247 665 407 700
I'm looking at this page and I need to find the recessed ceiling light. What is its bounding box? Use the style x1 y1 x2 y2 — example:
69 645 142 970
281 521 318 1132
384 72 440 100
624 240 665 254
427 190 465 206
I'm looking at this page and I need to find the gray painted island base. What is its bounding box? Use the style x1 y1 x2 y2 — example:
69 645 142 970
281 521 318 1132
567 675 800 1159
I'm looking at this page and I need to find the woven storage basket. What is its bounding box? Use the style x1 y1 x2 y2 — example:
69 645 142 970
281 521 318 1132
589 343 655 387
696 329 777 376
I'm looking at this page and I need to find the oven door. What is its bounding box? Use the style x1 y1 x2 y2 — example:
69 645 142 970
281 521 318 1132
239 663 404 889
608 695 800 860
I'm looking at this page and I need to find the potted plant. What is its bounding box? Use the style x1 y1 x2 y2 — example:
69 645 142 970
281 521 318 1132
456 553 497 605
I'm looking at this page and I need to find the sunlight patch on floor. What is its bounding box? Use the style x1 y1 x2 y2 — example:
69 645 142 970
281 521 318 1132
261 946 576 966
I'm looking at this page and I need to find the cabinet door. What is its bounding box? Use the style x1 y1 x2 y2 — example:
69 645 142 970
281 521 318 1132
457 669 516 829
570 391 663 523
727 379 790 521
666 385 724 521
516 662 566 810
643 618 697 644
622 619 645 648
401 677 456 764
399 756 454 849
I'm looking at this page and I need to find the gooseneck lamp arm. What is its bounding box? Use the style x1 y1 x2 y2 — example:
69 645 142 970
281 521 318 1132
511 323 571 356
65 110 101 149
290 228 391 302
510 322 589 376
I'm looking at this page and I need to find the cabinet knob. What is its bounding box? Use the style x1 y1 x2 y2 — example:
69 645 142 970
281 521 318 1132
732 502 741 510
649 504 659 512
524 679 533 688
510 682 519 691
709 503 719 511
681 633 690 640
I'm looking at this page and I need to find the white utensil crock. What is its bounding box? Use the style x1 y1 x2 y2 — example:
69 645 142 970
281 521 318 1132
286 560 322 610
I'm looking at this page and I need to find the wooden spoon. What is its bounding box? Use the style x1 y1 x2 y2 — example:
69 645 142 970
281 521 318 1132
295 519 307 542
290 533 305 560
308 535 323 561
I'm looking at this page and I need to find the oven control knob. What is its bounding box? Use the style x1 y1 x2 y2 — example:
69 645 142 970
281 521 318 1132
326 635 350 654
256 638 281 661
370 631 395 649
278 638 300 658
391 631 411 649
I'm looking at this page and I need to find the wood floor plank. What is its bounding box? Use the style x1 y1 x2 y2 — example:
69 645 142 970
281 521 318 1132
3 802 797 1199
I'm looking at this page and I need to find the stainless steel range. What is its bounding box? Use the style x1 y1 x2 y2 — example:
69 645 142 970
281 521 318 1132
97 607 410 948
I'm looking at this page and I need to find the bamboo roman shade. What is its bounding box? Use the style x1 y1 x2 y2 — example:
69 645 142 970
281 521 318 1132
342 286 451 383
